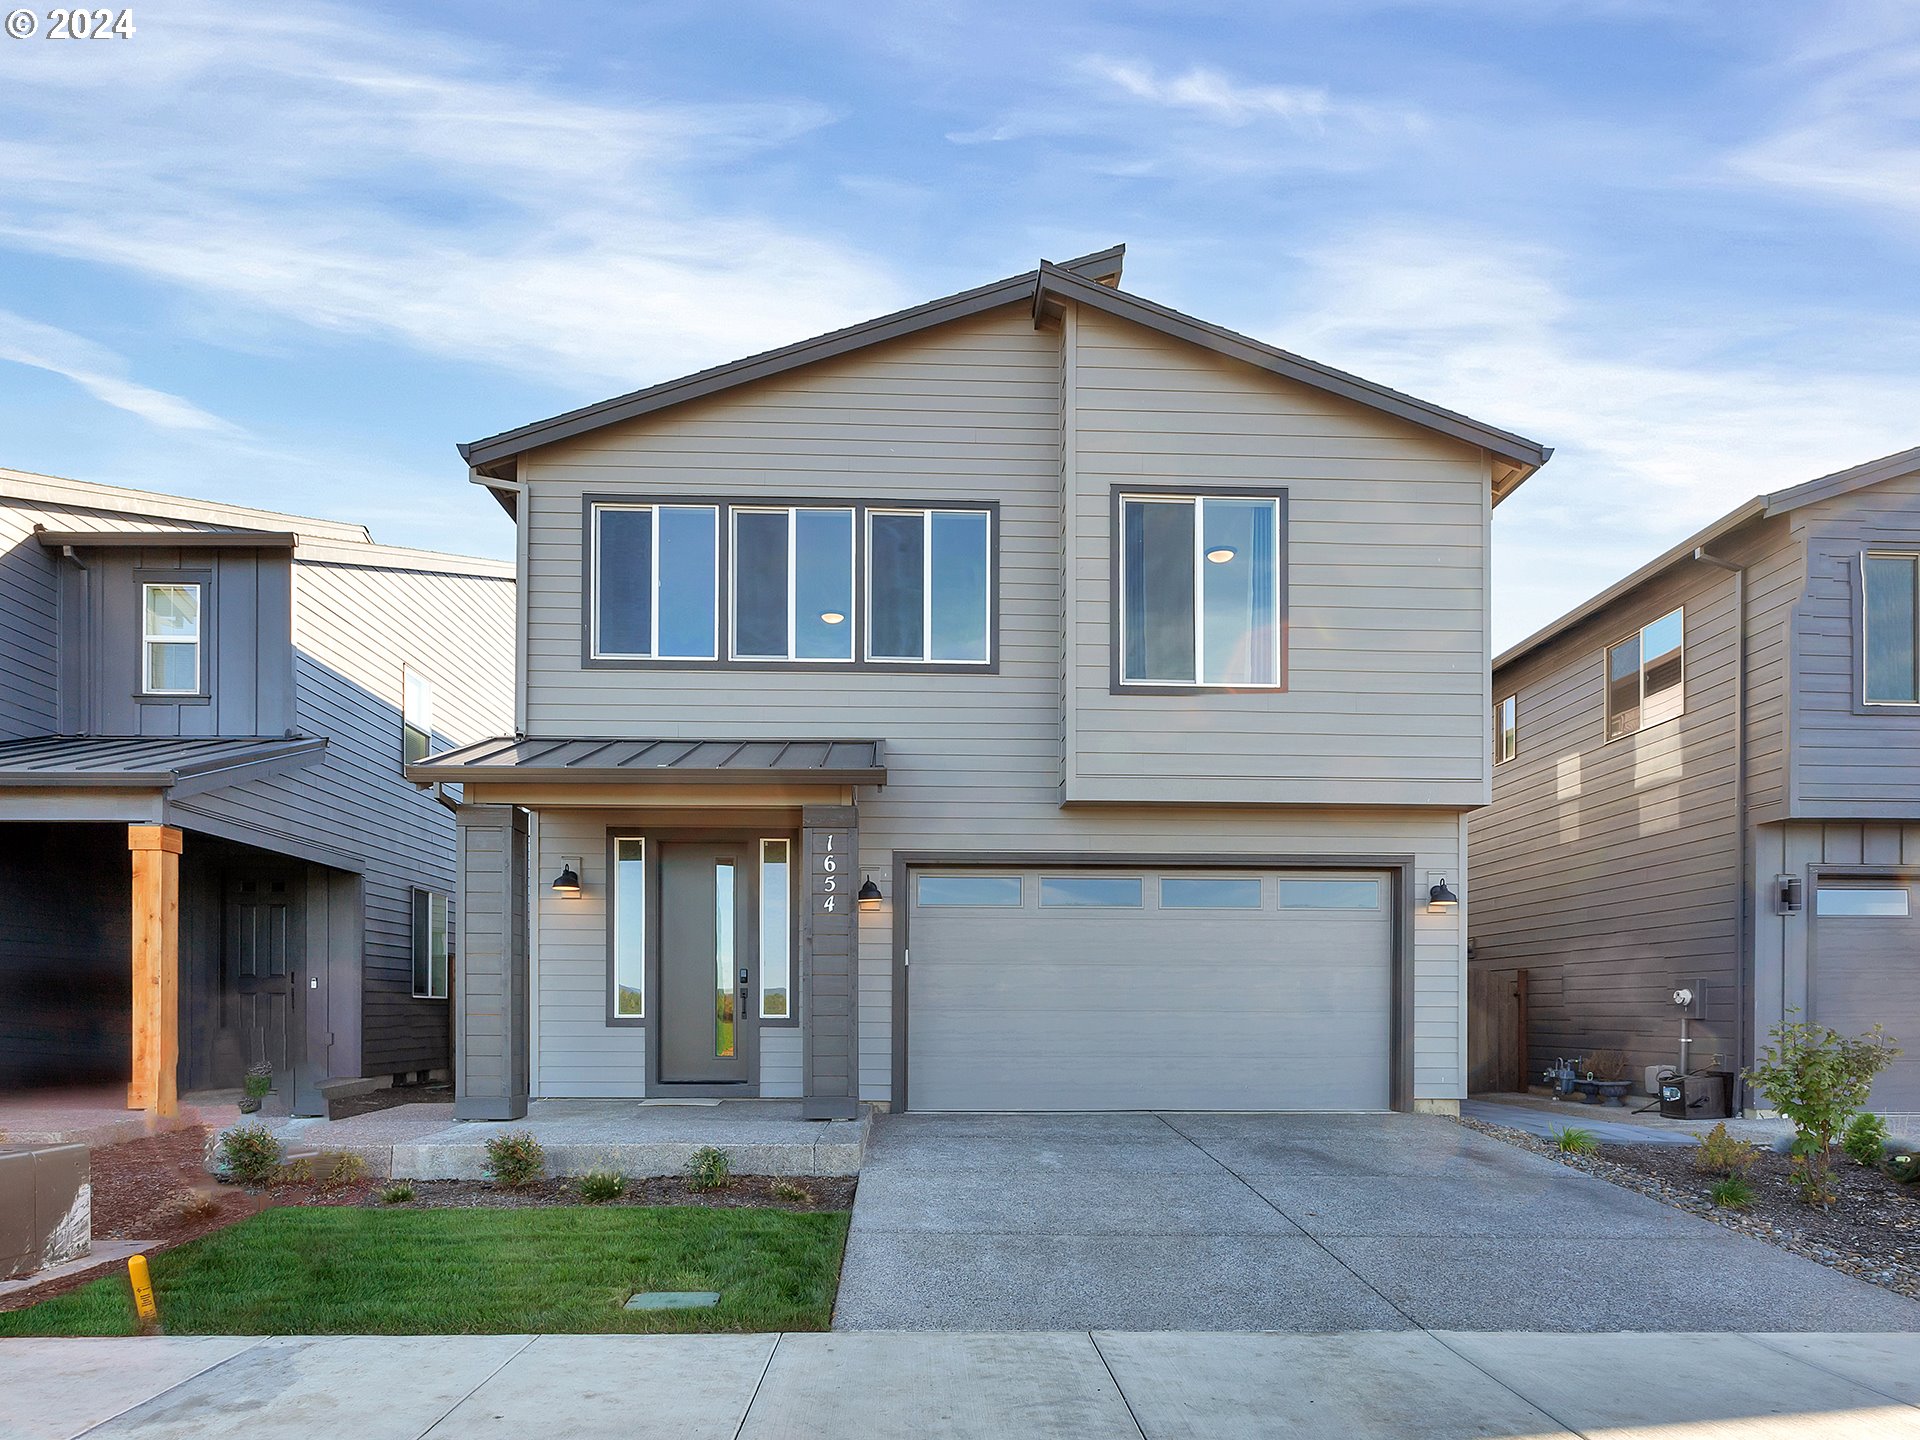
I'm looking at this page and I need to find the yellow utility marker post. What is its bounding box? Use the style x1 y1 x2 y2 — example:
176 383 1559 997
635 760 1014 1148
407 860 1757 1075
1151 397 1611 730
128 1254 159 1332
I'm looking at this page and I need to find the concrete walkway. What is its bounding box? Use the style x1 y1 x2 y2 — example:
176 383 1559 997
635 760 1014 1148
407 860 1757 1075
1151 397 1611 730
836 1111 1920 1331
1462 1095 1799 1149
5 1330 1919 1438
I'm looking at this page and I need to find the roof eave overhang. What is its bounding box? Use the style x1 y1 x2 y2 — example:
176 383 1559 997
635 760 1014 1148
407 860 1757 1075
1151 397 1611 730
34 529 300 551
404 762 886 787
0 737 328 797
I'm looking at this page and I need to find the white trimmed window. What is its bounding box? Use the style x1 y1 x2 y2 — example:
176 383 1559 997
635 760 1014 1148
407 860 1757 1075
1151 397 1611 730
1863 552 1920 705
142 583 201 694
1119 493 1281 687
592 504 721 660
402 665 433 765
411 890 449 999
1495 694 1517 765
732 508 855 661
760 839 792 1018
611 838 646 1019
1605 607 1684 741
866 508 991 664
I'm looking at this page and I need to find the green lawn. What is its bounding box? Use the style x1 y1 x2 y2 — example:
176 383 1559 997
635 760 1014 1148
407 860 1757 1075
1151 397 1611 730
0 1205 849 1336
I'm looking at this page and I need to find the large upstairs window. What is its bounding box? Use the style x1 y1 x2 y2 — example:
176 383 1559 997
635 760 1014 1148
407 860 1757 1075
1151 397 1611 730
1863 552 1920 706
1605 607 1684 740
1118 490 1282 688
589 497 994 668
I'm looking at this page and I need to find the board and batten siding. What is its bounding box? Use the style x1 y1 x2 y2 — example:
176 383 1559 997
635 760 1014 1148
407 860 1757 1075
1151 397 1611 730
1063 305 1494 807
1790 464 1920 818
510 300 1485 1104
1472 542 1762 1085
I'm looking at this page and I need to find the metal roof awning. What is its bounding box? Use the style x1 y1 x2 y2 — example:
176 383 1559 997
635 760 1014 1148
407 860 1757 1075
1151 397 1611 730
34 527 299 551
0 735 328 798
406 736 886 787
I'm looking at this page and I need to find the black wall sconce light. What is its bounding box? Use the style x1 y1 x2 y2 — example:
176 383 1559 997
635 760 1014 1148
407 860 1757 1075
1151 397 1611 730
551 858 583 898
1426 876 1460 914
857 876 883 911
1775 874 1803 914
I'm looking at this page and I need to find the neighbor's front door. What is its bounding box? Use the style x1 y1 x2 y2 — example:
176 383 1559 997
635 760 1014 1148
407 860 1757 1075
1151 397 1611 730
657 841 756 1088
225 870 304 1104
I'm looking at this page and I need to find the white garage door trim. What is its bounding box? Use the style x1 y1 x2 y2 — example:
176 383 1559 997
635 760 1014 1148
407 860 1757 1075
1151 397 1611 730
888 852 1415 1113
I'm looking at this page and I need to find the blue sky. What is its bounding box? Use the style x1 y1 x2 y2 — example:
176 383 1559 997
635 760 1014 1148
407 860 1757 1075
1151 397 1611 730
0 0 1914 646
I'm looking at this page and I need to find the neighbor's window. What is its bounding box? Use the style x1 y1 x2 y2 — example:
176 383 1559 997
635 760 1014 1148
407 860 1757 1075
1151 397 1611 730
142 583 201 694
402 665 433 765
868 508 991 663
760 839 792 1018
611 838 645 1018
1815 887 1911 917
411 890 449 999
1495 694 1517 765
916 875 1021 907
1276 878 1381 909
733 508 855 661
1863 553 1920 705
592 504 720 659
1040 876 1142 907
1120 493 1280 687
1605 607 1684 741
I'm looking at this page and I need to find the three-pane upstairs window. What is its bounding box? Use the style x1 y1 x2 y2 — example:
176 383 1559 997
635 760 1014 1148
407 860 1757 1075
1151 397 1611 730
867 508 990 664
592 504 720 659
1119 492 1281 687
732 507 855 661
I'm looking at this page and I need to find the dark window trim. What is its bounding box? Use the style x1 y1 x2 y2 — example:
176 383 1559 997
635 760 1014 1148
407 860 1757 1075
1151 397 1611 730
410 886 450 1001
580 492 1000 675
1849 544 1920 716
1601 605 1685 744
603 832 647 1028
888 852 1416 1115
757 835 801 1028
1107 484 1290 696
132 567 214 704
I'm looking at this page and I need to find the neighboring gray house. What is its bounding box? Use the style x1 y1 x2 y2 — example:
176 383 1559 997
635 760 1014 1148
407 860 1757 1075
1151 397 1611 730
413 246 1551 1120
0 468 514 1115
1471 446 1920 1118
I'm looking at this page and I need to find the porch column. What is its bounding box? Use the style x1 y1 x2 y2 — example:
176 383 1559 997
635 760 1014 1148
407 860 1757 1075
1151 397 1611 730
126 824 182 1117
801 804 859 1120
454 804 529 1120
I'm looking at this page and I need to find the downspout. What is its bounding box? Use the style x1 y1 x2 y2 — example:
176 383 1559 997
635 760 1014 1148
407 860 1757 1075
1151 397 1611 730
1694 546 1749 1111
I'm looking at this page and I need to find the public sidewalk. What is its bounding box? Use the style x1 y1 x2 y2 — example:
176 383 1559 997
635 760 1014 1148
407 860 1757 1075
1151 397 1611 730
5 1330 1919 1439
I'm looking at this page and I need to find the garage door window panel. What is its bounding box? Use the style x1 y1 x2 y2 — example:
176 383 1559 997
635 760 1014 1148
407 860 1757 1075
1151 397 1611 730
1040 876 1143 907
1815 887 1911 917
1276 879 1380 909
917 875 1022 907
1160 877 1262 909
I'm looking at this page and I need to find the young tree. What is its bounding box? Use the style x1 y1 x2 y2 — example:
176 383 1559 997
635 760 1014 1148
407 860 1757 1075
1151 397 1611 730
1746 1018 1900 1205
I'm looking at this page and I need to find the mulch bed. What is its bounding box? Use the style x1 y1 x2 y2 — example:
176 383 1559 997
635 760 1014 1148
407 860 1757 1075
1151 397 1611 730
1 1126 853 1314
323 1081 453 1120
1460 1115 1920 1301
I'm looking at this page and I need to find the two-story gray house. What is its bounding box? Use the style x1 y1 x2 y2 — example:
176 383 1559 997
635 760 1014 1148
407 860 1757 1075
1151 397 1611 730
0 468 514 1116
413 247 1550 1120
1471 446 1920 1118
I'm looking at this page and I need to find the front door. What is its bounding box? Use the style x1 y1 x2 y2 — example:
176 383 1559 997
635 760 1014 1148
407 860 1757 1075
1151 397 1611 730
226 871 303 1104
657 841 756 1088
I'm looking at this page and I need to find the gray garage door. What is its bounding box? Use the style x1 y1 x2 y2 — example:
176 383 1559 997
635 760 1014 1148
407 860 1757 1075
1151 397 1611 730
1813 878 1920 1114
905 867 1394 1111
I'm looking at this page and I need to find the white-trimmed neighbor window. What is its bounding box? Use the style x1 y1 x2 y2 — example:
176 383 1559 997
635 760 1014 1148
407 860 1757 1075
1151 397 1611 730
1495 694 1517 765
733 508 855 661
867 508 991 663
411 890 449 999
1119 492 1281 687
592 504 721 659
142 583 201 694
1605 607 1684 741
760 839 792 1018
402 665 433 765
1863 552 1920 705
611 838 646 1018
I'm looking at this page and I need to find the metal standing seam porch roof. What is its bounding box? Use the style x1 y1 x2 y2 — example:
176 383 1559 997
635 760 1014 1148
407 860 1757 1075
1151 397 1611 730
0 735 328 797
405 736 887 787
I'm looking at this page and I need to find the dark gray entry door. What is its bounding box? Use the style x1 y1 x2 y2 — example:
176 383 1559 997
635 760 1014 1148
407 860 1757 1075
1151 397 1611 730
657 841 756 1087
226 871 303 1101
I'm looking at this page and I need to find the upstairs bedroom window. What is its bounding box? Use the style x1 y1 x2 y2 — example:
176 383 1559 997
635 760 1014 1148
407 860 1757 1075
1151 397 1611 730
142 582 202 694
1116 489 1282 689
588 498 993 668
1605 606 1684 740
402 665 434 764
1863 552 1920 705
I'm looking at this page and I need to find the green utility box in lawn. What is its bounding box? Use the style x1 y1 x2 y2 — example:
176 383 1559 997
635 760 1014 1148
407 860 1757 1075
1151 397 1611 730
0 1143 91 1279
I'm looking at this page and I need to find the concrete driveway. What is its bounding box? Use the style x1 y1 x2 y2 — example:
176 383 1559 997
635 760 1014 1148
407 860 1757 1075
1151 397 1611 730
833 1111 1920 1332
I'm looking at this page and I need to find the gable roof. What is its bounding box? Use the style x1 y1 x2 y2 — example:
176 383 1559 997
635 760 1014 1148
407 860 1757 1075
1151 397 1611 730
460 245 1550 503
1495 444 1920 672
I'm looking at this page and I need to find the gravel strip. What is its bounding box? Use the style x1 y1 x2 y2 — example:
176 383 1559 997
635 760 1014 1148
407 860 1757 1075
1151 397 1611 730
1458 1115 1920 1302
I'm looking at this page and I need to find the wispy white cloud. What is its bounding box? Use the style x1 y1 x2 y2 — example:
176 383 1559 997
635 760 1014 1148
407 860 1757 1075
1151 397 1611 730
0 0 904 391
1278 227 1919 641
0 310 237 433
1079 56 1425 135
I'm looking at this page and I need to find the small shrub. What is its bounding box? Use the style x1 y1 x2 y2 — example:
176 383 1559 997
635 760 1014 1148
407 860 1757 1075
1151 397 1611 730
771 1179 812 1204
484 1131 546 1189
319 1152 368 1190
687 1146 732 1191
275 1157 314 1186
1691 1122 1759 1177
1554 1127 1599 1155
1841 1112 1889 1167
578 1169 627 1203
1884 1149 1920 1185
1708 1176 1756 1210
379 1181 416 1205
216 1124 283 1186
1746 1017 1900 1205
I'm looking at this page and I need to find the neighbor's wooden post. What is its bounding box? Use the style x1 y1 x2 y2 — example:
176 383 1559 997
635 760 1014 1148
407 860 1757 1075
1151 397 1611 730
127 824 183 1117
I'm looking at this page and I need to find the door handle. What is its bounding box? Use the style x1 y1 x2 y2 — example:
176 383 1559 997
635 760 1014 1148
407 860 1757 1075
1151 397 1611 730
738 968 751 991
